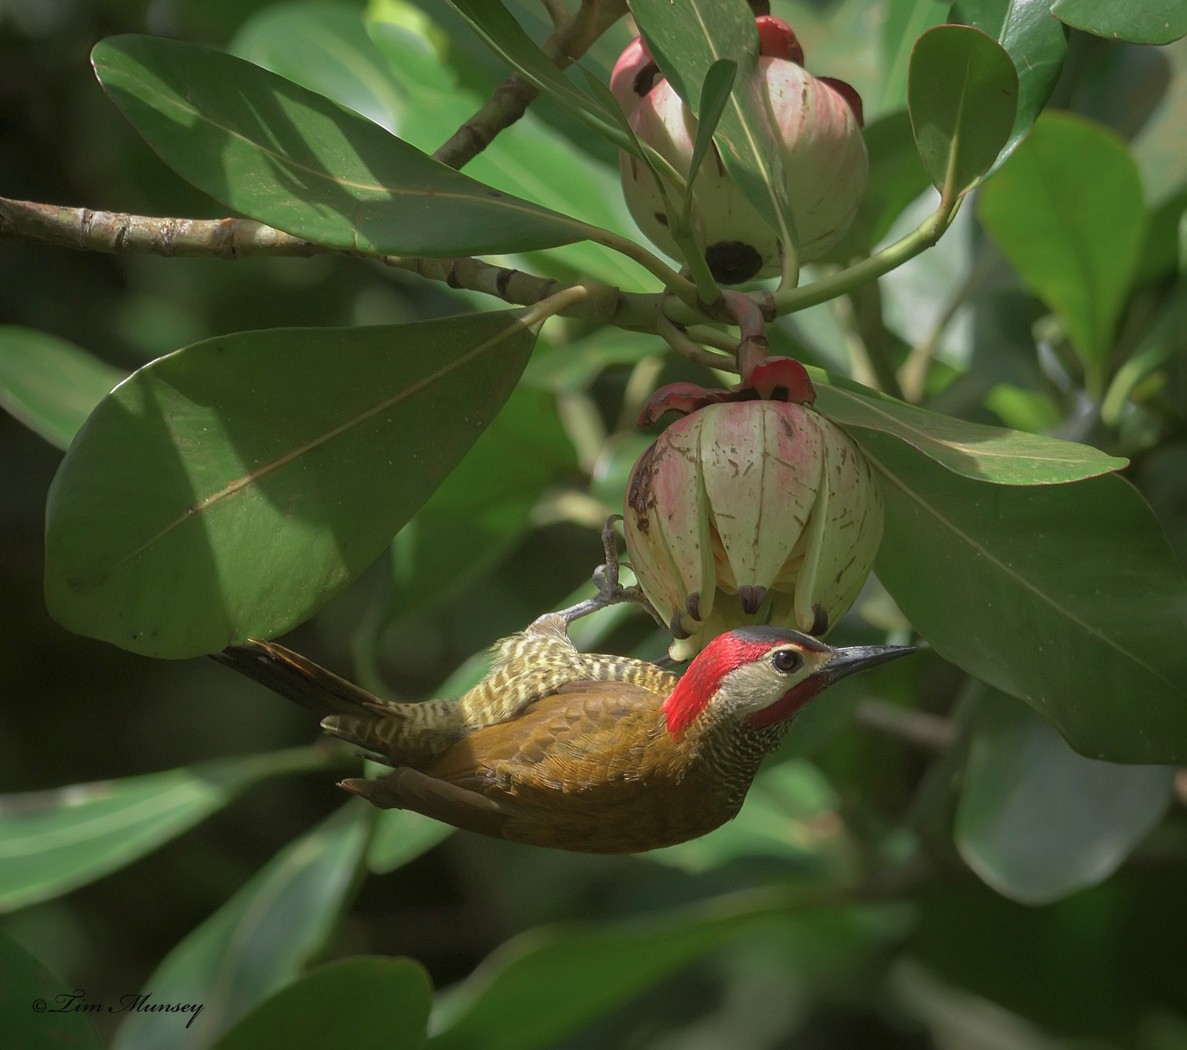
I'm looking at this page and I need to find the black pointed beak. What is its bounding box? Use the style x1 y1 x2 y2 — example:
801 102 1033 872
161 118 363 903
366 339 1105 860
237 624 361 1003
819 643 916 685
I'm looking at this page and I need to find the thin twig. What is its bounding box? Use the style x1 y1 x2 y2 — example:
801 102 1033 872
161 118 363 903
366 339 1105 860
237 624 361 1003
0 195 686 328
656 316 737 371
540 0 571 30
432 0 628 170
0 197 320 258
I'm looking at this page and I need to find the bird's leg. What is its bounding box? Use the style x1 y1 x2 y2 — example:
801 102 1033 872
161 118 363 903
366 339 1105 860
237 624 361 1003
530 515 663 634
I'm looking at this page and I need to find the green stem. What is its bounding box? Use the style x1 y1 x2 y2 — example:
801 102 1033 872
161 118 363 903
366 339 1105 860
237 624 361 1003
656 316 733 370
772 196 960 316
684 324 741 354
517 284 593 329
587 227 699 305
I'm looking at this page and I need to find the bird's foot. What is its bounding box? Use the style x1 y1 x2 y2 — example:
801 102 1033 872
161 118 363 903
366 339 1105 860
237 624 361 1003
530 516 660 632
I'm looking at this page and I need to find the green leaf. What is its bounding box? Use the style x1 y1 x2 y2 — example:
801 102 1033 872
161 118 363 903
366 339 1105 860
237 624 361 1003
45 313 537 658
814 378 1126 484
630 0 796 272
956 690 1174 905
212 957 432 1050
231 4 643 288
387 386 576 620
977 112 1145 387
428 890 792 1050
949 0 1068 168
684 59 738 213
91 35 593 256
1051 0 1187 44
231 2 407 132
862 431 1187 763
0 327 125 451
111 804 370 1050
0 932 104 1049
0 748 326 912
443 0 630 151
366 810 453 874
908 25 1019 202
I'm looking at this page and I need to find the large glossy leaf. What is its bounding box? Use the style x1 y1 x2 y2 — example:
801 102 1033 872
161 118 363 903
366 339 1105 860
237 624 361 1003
111 804 370 1050
366 811 454 874
91 35 595 256
1051 0 1187 44
230 3 644 288
0 748 327 912
0 327 125 451
949 0 1068 168
862 431 1187 763
212 957 432 1050
956 690 1174 905
231 2 408 133
977 113 1144 388
45 314 537 658
814 378 1126 484
364 13 643 286
0 932 104 1049
629 0 796 273
908 25 1018 203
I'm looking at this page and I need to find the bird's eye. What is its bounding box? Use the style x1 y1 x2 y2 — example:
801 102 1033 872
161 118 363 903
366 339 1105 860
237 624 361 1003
771 649 803 674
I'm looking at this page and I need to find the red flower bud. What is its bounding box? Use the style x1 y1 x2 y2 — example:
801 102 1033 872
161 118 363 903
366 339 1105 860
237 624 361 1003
755 16 803 64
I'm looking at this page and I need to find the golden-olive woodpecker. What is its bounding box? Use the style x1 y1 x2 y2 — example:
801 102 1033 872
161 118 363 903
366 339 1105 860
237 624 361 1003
216 615 912 853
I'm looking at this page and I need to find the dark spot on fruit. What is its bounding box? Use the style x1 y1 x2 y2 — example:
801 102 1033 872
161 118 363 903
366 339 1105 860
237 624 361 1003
633 61 661 98
653 212 669 228
738 584 767 614
706 241 763 284
810 604 830 636
669 611 691 639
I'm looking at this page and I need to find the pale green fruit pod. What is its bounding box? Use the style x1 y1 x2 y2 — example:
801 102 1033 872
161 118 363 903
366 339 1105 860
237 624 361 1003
624 400 883 659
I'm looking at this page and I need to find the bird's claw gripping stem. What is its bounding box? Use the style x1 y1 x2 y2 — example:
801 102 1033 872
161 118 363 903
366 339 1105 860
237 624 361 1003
533 516 662 630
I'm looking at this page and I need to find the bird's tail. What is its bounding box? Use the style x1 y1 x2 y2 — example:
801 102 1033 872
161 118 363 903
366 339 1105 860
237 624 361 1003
212 640 465 765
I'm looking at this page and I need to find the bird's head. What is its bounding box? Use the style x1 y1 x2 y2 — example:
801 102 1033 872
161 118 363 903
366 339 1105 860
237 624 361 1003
662 625 914 737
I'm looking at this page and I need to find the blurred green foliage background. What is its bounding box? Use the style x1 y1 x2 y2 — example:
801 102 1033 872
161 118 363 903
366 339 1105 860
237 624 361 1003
2 1 1187 1047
